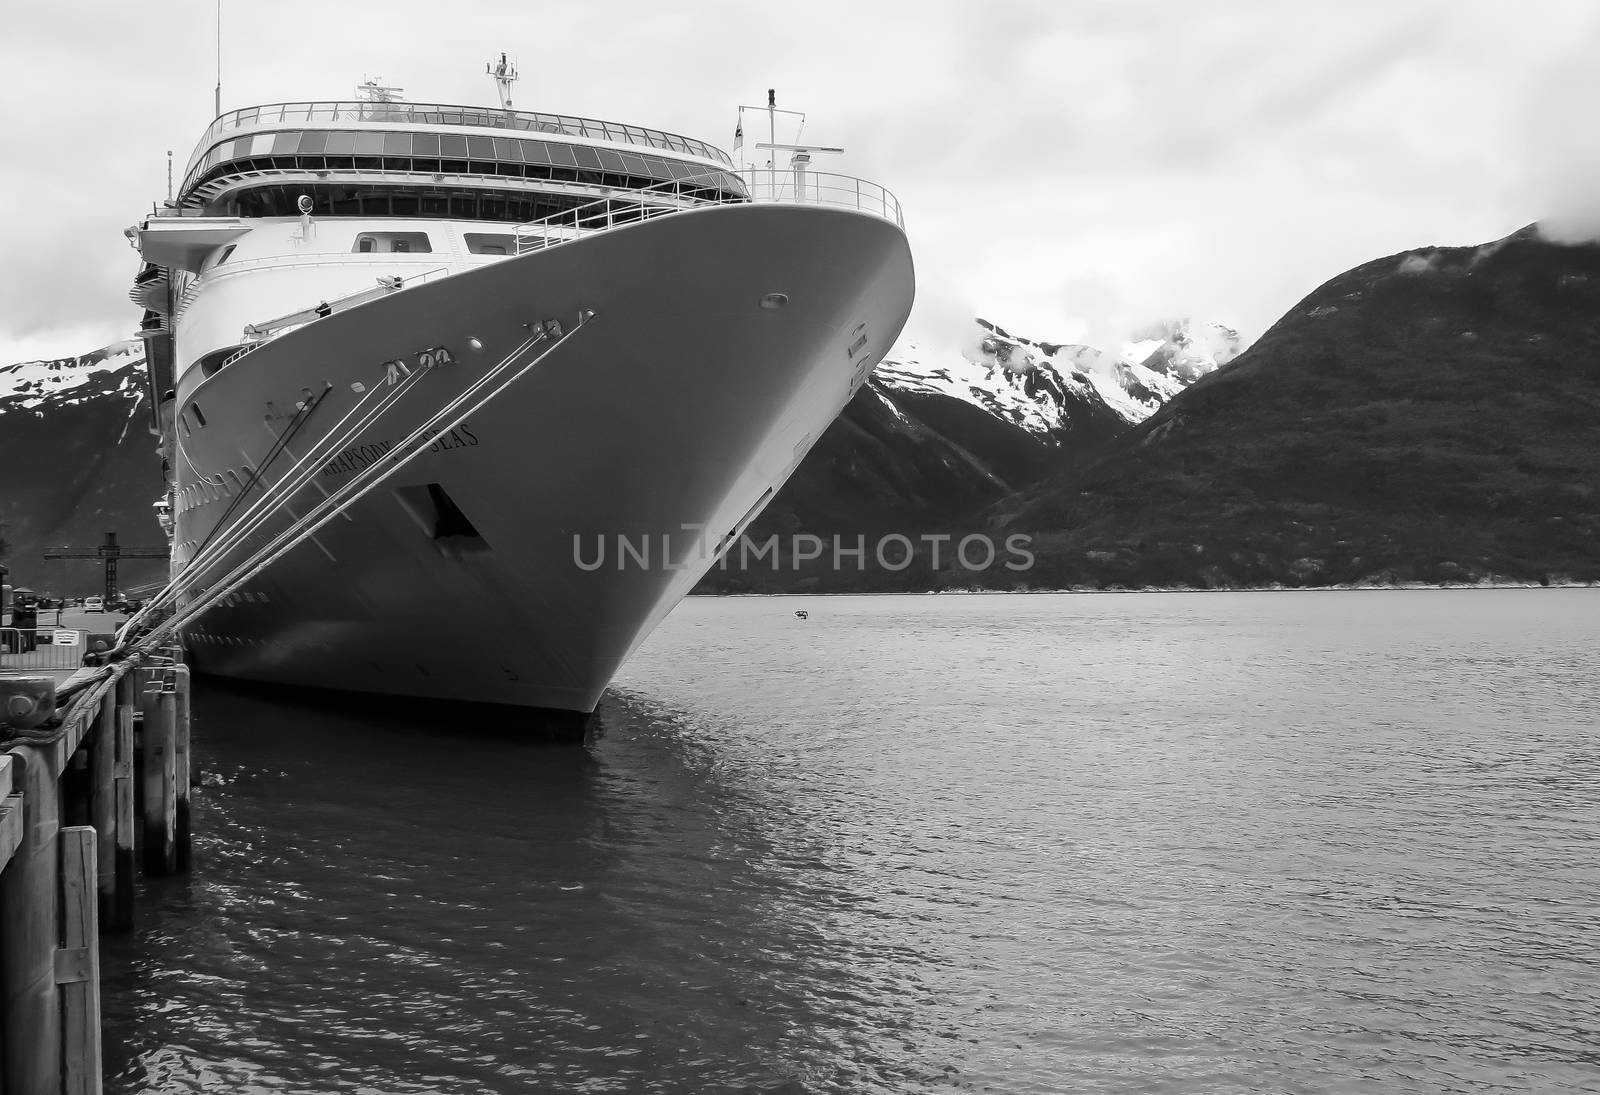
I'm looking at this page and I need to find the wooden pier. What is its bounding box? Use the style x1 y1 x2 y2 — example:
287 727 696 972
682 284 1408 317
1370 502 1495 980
0 645 192 1095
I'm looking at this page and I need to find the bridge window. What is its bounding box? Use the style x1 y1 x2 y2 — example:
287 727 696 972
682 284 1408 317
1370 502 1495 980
191 129 749 214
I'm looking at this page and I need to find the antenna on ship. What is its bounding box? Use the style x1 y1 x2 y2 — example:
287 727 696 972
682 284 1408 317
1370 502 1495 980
735 91 810 196
214 0 222 116
750 90 842 202
486 52 518 111
356 77 404 122
755 140 843 202
356 77 404 103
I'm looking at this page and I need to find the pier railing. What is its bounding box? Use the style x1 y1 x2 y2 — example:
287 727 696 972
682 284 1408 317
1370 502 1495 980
0 629 93 671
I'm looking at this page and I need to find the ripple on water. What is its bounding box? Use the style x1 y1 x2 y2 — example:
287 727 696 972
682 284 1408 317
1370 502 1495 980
101 590 1600 1093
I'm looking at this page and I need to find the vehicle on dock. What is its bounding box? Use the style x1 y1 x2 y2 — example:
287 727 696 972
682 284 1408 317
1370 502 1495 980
84 596 104 613
122 65 913 721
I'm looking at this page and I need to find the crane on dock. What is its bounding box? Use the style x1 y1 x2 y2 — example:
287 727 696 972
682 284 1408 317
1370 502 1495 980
43 532 167 604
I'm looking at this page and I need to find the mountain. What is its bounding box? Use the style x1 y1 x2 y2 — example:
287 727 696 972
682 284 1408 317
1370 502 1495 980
699 319 1227 591
18 247 1596 601
996 227 1600 588
0 316 1226 599
0 345 169 597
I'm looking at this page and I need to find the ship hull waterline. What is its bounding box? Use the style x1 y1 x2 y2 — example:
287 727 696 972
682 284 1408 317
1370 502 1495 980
171 202 914 716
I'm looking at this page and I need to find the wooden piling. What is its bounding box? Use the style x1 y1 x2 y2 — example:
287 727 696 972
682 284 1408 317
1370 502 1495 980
0 654 192 1091
141 685 178 875
0 753 18 860
173 664 192 872
158 687 178 875
62 745 92 830
60 826 103 1095
111 671 136 929
0 753 14 1094
0 752 21 872
91 690 116 923
0 746 63 1095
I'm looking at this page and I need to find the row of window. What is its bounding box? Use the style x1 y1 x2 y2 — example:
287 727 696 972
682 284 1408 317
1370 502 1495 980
204 232 508 281
174 459 246 514
229 184 695 225
202 159 739 207
185 129 737 197
197 103 731 167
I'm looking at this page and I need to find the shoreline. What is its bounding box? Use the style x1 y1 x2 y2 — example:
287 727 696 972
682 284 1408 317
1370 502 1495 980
691 581 1600 598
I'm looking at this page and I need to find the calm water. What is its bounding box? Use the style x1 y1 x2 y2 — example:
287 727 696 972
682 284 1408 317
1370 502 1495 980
102 590 1600 1093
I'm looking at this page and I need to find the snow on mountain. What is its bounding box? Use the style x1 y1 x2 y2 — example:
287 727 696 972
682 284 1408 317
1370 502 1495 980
1 338 168 594
872 345 1098 435
876 318 1241 435
1 340 146 412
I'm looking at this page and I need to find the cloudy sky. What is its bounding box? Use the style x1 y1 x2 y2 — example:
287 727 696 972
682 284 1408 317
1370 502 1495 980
3 0 1598 365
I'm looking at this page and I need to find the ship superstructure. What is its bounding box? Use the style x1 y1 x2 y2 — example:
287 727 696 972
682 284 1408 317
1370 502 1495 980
123 70 913 720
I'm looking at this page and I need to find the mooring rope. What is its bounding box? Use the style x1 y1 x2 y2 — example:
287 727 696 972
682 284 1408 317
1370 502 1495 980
2 657 140 745
165 330 542 610
118 360 436 644
152 327 561 639
190 382 330 559
118 318 590 657
136 369 422 617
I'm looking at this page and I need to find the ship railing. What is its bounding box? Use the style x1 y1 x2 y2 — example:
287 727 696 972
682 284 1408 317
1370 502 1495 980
188 101 733 180
512 169 903 254
218 266 452 370
740 170 904 225
0 628 91 671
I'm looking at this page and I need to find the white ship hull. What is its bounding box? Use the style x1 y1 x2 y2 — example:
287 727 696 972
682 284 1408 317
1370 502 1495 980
171 203 913 716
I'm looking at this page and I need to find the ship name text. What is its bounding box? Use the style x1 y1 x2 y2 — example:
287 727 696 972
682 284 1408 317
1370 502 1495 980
319 423 481 478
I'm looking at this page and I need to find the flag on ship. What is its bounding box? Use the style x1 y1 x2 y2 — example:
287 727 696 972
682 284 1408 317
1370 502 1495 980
734 119 743 152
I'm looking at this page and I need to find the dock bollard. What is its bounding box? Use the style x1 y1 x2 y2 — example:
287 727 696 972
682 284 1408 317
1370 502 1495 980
0 675 56 733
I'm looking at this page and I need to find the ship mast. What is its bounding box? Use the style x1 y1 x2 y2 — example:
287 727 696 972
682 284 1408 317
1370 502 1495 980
755 141 844 202
214 0 222 117
487 52 518 111
356 77 404 103
736 91 811 195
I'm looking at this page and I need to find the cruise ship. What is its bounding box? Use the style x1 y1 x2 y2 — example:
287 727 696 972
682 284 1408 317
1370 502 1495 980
123 67 914 723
